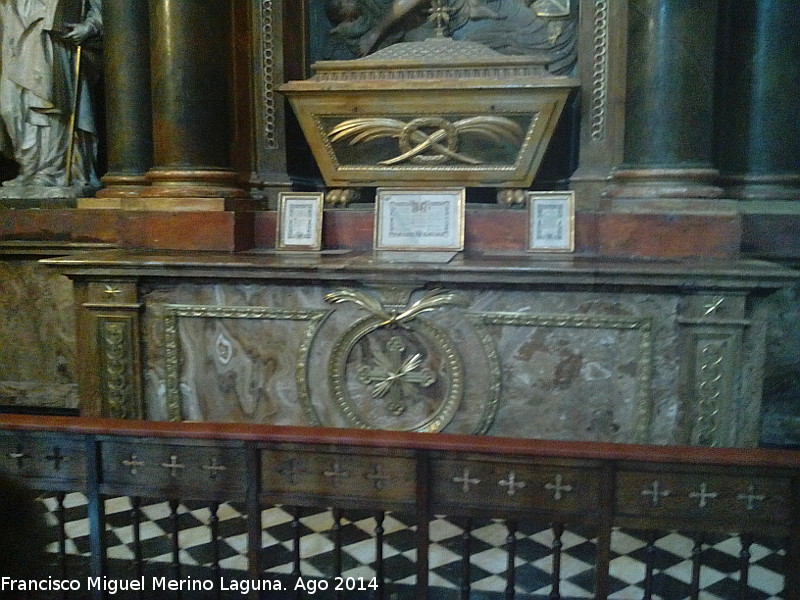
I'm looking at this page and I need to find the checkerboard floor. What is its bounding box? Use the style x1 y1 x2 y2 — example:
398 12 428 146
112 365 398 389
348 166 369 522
40 494 787 599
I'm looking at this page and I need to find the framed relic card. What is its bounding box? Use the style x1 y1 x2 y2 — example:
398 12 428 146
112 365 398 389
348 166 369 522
276 192 324 250
374 188 465 251
527 191 575 252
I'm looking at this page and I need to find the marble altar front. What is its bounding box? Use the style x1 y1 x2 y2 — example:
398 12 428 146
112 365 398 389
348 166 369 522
44 249 796 447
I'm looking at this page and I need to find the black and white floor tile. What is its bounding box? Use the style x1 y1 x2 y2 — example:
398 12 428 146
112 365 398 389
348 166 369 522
39 494 786 599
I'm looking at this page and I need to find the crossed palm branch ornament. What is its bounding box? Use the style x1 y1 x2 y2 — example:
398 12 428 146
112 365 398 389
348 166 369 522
329 115 524 166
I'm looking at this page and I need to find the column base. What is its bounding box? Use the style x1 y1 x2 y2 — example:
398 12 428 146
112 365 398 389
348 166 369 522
142 168 247 198
608 168 723 199
96 173 150 198
720 174 800 201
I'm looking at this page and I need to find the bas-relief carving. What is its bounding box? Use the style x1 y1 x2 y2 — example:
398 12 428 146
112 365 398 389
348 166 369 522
328 317 464 432
98 317 139 419
319 288 500 433
0 261 75 393
304 297 501 434
324 289 467 431
328 114 529 167
677 294 753 447
324 0 577 74
142 282 701 444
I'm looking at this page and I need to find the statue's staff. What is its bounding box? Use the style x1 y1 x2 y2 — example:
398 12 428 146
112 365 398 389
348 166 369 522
65 0 88 186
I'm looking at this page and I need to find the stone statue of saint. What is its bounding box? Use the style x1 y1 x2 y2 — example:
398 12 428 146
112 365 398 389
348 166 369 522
0 0 103 188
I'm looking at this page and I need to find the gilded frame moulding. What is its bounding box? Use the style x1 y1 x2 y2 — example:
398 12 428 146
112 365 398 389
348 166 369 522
162 304 331 422
463 314 504 435
694 339 726 447
589 0 609 142
473 311 654 443
259 0 278 150
527 190 575 253
374 187 465 251
276 192 324 251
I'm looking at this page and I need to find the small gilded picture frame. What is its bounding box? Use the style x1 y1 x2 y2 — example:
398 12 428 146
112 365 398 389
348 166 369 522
527 191 575 253
374 187 465 251
276 192 324 251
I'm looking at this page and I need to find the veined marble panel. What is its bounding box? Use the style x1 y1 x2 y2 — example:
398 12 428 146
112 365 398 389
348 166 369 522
142 283 690 444
143 284 329 423
0 260 75 402
465 291 680 444
761 283 800 447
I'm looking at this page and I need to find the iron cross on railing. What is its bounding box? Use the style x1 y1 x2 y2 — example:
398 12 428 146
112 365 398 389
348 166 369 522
499 471 527 496
641 480 671 507
737 484 767 510
545 474 573 501
45 446 70 471
279 458 309 485
689 482 718 508
453 468 480 493
357 335 436 416
160 455 185 477
8 444 30 470
323 461 350 486
201 457 227 479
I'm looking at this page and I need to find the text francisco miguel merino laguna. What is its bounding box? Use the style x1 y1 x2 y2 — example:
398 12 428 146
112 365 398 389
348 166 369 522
2 575 379 595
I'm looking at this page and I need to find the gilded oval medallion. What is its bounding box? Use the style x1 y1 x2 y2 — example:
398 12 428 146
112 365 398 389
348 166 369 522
329 314 464 432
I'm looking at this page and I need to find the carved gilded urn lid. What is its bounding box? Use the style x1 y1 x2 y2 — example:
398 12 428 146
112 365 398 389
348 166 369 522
310 36 553 82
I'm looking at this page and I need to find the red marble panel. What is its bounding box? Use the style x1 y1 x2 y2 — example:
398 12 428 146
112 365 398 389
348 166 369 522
742 213 800 260
464 209 528 252
0 209 118 243
0 207 749 258
118 211 254 251
595 213 741 259
322 209 374 250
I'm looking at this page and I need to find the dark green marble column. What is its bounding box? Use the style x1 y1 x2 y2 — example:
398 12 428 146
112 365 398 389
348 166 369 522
612 0 721 198
96 0 153 197
143 0 244 199
715 0 800 200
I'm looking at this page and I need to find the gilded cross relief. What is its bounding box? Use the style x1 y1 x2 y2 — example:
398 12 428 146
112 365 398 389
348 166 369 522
356 335 437 416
